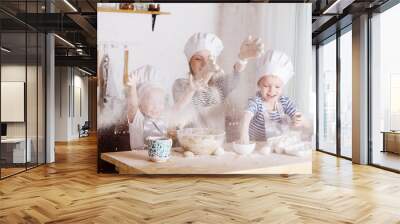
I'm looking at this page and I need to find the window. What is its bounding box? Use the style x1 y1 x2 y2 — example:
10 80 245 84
340 29 352 158
0 1 47 179
390 74 400 130
371 3 400 171
318 37 337 155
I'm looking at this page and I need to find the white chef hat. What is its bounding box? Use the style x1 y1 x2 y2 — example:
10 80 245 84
128 64 162 86
127 65 165 103
256 50 294 85
184 32 224 61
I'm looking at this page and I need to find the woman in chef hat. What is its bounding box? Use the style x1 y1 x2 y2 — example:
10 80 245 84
239 49 310 144
172 32 264 129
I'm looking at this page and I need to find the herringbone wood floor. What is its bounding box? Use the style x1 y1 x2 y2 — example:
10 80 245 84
1 135 400 224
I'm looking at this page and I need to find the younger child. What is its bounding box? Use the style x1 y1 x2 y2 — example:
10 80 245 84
239 50 306 143
127 65 168 150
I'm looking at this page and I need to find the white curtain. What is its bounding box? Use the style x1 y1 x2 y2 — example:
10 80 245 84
216 3 313 116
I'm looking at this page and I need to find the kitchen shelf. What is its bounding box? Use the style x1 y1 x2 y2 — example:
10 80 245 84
97 7 170 31
97 8 170 15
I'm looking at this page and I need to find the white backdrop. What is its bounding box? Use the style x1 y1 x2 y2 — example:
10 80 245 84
215 4 312 115
98 3 313 121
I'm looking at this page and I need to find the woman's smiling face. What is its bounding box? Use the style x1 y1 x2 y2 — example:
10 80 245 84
189 50 210 80
258 75 284 102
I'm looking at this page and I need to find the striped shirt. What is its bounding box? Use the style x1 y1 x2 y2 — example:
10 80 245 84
246 93 297 141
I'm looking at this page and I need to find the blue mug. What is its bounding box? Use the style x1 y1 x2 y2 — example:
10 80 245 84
146 137 173 162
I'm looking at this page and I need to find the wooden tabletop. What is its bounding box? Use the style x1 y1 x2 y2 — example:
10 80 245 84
381 131 400 134
101 143 312 175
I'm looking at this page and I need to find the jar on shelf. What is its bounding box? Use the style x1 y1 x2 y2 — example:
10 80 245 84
148 3 155 11
135 3 148 11
119 3 134 10
148 3 160 12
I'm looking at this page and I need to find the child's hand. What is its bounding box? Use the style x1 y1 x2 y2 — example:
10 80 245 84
239 133 250 145
189 56 223 92
126 72 138 87
202 55 224 81
207 55 224 75
239 36 264 60
293 112 303 126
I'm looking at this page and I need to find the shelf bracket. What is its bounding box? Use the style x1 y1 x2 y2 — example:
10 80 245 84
151 14 157 31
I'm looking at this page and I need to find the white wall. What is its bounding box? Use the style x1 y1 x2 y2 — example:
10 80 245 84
98 4 219 95
55 67 89 141
72 74 89 138
98 3 313 132
55 67 68 141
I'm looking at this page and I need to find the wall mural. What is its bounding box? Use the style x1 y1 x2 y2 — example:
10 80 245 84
97 3 314 174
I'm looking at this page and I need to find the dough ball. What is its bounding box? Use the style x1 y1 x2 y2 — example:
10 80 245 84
184 151 195 157
213 147 225 156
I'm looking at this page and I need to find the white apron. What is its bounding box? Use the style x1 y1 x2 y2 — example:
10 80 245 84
129 111 167 150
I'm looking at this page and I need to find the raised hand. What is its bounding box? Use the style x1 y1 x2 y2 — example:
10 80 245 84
206 55 224 75
239 35 265 60
190 56 224 91
126 71 138 87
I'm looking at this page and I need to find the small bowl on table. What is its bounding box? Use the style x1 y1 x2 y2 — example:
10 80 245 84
232 141 256 155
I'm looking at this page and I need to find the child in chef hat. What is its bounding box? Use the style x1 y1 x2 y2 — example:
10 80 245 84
239 50 307 144
127 65 169 150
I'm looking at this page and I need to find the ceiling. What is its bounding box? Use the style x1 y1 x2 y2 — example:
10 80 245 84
0 0 97 72
0 0 393 74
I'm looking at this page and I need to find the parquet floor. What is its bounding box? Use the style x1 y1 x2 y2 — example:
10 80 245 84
1 167 26 178
373 151 400 171
1 135 400 223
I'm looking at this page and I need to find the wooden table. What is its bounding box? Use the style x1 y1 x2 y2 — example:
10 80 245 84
101 143 312 174
381 131 400 154
1 138 32 164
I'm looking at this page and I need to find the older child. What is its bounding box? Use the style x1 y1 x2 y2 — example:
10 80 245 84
239 50 306 144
